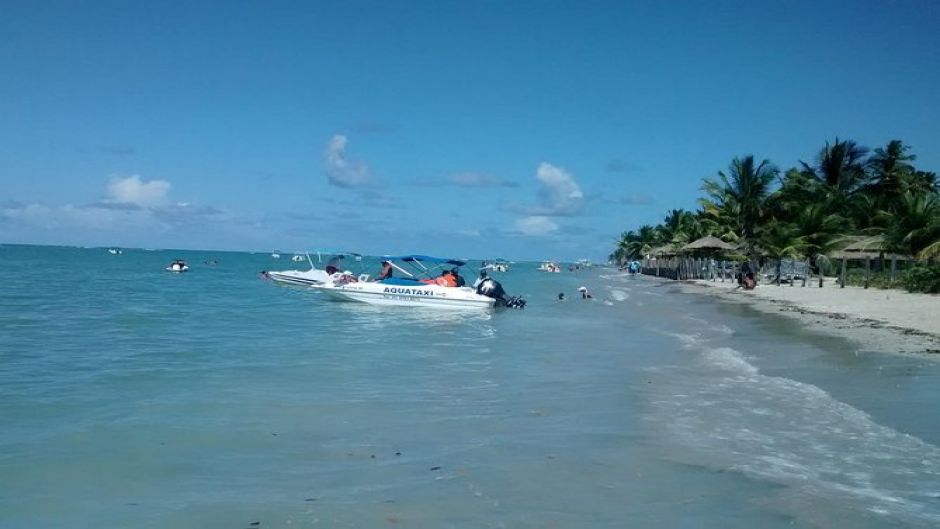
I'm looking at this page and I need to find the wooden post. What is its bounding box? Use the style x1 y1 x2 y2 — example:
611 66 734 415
775 260 781 286
802 258 809 287
864 257 871 289
891 258 897 282
656 258 660 277
840 258 846 288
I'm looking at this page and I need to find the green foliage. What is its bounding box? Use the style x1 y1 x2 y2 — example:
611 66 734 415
611 137 940 278
900 263 940 294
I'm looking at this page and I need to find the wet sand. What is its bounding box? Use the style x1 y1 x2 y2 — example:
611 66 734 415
680 279 940 354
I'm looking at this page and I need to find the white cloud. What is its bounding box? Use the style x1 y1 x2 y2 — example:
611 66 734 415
106 175 171 207
536 162 584 216
514 215 559 236
324 134 374 188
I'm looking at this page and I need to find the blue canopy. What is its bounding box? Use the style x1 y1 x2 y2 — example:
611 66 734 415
383 254 467 266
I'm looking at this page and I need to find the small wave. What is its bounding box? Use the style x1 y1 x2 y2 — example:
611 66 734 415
702 347 759 376
608 289 629 302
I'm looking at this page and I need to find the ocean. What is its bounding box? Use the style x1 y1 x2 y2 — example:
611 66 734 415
2 245 939 528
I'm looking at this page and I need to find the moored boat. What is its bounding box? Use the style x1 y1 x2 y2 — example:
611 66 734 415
311 255 525 310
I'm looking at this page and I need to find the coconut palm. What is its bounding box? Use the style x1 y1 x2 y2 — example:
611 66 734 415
800 138 870 200
700 155 778 251
790 202 849 258
867 139 915 200
880 191 940 259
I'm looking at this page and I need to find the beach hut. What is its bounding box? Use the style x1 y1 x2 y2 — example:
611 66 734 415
682 236 735 253
828 235 912 288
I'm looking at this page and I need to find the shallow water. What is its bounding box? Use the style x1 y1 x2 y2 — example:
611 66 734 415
2 245 939 528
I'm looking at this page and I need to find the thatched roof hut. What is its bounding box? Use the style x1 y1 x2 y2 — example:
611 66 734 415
828 235 911 261
683 236 735 252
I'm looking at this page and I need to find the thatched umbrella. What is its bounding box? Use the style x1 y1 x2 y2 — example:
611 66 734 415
683 236 735 252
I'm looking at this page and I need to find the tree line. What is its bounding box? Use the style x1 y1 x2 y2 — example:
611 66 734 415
611 138 940 266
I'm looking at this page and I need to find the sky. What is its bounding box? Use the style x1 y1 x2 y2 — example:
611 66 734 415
2 0 939 261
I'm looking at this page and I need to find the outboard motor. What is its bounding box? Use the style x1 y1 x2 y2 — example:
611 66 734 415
476 277 526 309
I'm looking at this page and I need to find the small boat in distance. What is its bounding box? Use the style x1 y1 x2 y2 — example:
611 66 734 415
482 259 510 272
262 252 361 287
310 254 525 310
538 261 561 273
291 254 305 262
108 248 122 255
166 260 189 273
271 252 281 259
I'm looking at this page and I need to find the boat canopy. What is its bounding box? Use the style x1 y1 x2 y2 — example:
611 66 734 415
383 255 467 266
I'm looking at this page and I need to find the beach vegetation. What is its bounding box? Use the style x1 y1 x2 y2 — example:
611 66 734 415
900 263 940 294
611 137 940 294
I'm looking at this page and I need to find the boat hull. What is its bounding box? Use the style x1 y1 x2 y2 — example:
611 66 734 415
311 282 495 309
264 269 330 287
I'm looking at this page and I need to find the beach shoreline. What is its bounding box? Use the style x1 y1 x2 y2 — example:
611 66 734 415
674 278 940 355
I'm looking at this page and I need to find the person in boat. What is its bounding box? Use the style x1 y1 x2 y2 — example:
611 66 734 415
451 268 465 287
423 269 458 287
325 264 339 275
472 269 488 289
376 261 393 281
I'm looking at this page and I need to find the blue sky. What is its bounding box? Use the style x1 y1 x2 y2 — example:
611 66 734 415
2 0 939 261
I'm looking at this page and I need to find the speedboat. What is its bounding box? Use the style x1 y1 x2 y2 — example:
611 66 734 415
482 259 510 273
291 254 305 262
271 252 281 259
108 248 122 255
166 260 189 273
538 261 560 273
262 252 361 287
310 255 525 310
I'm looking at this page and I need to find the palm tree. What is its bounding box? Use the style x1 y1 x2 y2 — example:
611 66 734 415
880 191 940 259
800 138 870 200
867 140 915 201
658 209 699 245
700 155 778 252
790 202 849 258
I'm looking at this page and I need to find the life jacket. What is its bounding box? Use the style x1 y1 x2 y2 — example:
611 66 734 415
435 274 457 287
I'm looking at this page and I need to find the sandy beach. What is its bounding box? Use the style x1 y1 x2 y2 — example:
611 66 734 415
680 278 940 354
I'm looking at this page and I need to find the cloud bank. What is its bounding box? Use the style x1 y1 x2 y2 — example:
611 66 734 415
106 175 171 207
514 215 559 236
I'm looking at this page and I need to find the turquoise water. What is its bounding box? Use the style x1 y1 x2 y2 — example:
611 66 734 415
2 245 940 528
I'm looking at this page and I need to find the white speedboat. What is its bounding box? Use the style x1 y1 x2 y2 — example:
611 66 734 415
108 248 122 255
311 255 525 310
166 260 189 273
538 261 561 273
291 254 305 262
271 252 281 259
262 252 360 287
482 259 510 272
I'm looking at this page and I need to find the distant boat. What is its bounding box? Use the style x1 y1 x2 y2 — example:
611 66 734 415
108 248 122 255
292 254 305 262
538 261 560 273
271 252 281 259
166 260 189 273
